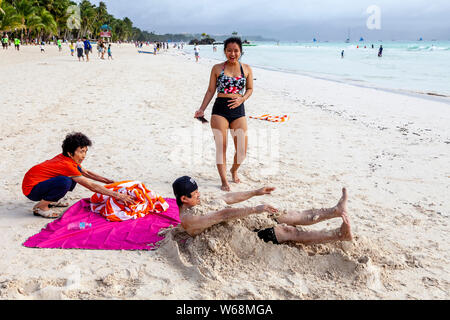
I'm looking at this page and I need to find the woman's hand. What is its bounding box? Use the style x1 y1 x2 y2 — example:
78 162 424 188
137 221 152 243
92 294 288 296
115 193 135 205
227 96 245 109
255 204 278 214
194 109 204 118
255 187 276 196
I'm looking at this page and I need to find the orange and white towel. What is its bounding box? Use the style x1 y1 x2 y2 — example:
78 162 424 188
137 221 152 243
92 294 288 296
90 180 169 222
249 114 290 122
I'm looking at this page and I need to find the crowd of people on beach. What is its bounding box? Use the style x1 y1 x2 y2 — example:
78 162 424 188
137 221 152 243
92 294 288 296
20 36 353 248
134 40 186 55
2 32 114 61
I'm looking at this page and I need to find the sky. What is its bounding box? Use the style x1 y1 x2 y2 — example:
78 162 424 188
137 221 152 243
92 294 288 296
81 0 450 41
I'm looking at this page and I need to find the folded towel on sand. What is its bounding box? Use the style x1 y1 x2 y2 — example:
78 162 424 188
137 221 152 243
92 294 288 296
90 180 169 222
23 198 180 251
249 114 290 122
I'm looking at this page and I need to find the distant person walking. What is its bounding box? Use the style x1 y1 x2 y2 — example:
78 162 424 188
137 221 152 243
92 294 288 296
14 38 20 51
341 50 344 58
57 38 62 52
40 41 45 53
378 45 383 57
69 42 75 56
76 39 84 61
100 41 106 59
2 33 9 49
107 44 113 60
97 40 102 57
194 43 200 62
195 37 254 191
83 37 92 62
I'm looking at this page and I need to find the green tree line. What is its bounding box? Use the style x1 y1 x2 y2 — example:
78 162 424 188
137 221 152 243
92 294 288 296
0 0 141 42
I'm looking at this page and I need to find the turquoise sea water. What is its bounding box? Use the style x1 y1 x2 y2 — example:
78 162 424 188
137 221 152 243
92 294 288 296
183 41 450 97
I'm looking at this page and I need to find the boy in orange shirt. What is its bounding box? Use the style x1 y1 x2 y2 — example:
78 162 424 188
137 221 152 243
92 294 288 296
22 132 134 218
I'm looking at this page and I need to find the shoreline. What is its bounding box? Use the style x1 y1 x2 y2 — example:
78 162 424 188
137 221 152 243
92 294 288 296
248 61 450 105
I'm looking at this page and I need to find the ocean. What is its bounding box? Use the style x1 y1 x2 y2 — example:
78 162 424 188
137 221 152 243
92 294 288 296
182 41 450 98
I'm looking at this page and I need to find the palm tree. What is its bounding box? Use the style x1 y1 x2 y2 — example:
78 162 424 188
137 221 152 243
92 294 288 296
0 2 23 32
50 0 73 38
111 18 125 41
1 0 146 42
79 0 95 38
36 7 57 40
14 0 39 40
122 17 132 40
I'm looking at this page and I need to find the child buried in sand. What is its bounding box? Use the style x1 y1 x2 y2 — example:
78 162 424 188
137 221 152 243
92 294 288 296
172 176 352 245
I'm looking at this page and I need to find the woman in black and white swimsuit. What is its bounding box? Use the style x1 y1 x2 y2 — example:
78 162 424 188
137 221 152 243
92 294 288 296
195 37 254 191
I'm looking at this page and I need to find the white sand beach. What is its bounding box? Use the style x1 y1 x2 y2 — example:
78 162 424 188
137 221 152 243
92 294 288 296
0 44 448 300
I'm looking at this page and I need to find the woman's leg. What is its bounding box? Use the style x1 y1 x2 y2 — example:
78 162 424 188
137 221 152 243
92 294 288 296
211 115 231 191
277 188 348 226
229 117 248 183
28 176 76 211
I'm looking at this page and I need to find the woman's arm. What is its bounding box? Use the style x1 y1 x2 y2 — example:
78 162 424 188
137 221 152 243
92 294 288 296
181 204 277 236
195 65 219 117
81 168 114 184
242 64 254 102
72 176 134 205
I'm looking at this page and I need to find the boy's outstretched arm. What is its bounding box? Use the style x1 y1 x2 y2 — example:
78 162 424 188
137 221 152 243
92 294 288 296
222 187 276 205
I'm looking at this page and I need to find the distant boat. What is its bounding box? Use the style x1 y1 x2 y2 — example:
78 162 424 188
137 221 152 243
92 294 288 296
313 38 317 42
359 37 364 41
419 37 423 41
242 39 257 46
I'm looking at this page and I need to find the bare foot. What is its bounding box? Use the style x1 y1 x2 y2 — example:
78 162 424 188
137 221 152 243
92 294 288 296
33 201 51 212
221 183 231 191
230 168 240 183
334 187 348 217
338 214 353 241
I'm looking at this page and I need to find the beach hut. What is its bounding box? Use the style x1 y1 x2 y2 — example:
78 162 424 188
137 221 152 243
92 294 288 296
100 24 112 42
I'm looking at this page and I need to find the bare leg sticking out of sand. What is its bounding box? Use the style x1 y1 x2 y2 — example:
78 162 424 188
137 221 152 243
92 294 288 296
273 188 353 245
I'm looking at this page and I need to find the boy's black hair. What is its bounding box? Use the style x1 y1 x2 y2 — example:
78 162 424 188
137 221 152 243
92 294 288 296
172 176 198 207
61 132 92 157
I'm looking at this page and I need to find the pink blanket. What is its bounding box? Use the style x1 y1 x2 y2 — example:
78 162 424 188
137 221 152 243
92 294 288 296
23 198 180 250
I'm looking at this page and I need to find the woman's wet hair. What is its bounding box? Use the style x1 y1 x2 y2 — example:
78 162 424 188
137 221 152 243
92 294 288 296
62 132 92 157
224 37 243 53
